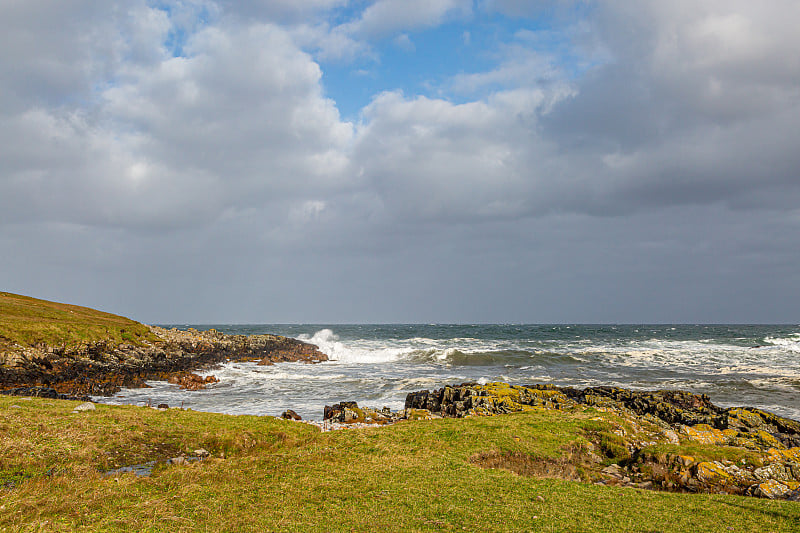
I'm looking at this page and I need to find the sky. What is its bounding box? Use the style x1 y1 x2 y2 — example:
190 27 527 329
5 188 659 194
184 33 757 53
1 0 799 324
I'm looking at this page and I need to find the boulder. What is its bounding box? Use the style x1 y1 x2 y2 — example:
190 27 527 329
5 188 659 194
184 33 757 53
167 372 218 391
281 409 302 421
72 402 96 413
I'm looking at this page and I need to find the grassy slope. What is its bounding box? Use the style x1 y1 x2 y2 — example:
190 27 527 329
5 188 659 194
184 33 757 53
0 292 155 350
1 397 799 532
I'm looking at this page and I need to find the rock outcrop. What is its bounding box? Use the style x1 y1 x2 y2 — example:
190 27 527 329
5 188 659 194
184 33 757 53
402 382 800 500
323 401 398 425
0 326 327 396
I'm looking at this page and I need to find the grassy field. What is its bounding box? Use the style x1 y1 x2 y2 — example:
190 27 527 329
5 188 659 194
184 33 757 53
0 292 156 350
1 396 798 532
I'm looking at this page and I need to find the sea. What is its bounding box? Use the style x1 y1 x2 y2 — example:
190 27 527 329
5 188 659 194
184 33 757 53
98 324 800 422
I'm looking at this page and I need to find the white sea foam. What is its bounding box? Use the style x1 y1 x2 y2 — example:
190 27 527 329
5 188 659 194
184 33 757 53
98 325 800 421
298 329 405 363
765 334 800 353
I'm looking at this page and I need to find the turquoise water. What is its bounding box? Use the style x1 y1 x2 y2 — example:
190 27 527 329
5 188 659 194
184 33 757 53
101 324 800 421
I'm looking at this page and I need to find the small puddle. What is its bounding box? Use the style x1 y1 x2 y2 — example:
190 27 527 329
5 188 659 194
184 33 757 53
105 461 158 477
103 456 202 478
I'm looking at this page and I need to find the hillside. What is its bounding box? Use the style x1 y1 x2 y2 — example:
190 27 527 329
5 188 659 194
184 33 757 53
0 292 155 350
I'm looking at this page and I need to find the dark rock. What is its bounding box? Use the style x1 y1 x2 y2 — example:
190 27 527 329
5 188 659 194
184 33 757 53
572 387 724 426
281 409 302 420
157 403 169 409
0 386 90 402
324 401 359 422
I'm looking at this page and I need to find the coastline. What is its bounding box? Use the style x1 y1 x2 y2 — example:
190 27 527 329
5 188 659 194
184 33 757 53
3 293 800 531
0 325 326 397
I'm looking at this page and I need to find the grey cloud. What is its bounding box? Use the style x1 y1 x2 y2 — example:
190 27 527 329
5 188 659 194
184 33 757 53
538 0 800 215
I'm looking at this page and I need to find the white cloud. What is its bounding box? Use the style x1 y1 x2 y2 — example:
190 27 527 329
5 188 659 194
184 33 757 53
290 23 372 62
342 0 472 38
0 8 354 232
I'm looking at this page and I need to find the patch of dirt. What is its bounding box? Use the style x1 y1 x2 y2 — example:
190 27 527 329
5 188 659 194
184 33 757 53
469 447 589 481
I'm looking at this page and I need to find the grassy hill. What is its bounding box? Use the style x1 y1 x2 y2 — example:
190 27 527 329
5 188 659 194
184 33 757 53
0 292 155 351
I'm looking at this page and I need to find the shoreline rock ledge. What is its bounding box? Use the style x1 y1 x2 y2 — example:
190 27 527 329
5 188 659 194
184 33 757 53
317 382 800 500
0 326 327 397
403 382 800 500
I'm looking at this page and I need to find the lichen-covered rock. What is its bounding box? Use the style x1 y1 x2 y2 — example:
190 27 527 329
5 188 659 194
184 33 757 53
405 381 800 500
753 479 794 499
694 462 732 486
753 463 796 482
404 408 435 421
680 424 732 445
405 382 574 418
766 447 800 462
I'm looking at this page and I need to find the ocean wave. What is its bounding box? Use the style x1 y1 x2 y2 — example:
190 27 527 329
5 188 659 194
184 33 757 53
298 329 406 363
294 328 800 372
764 334 800 353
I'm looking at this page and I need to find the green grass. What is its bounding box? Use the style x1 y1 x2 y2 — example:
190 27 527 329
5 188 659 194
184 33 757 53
0 292 157 350
1 397 799 532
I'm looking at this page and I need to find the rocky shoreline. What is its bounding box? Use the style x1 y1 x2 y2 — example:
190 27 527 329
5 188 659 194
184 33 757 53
0 326 326 397
319 382 800 501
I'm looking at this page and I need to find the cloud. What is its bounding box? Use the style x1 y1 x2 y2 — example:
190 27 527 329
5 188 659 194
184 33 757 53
0 8 353 232
289 23 371 62
394 33 415 52
539 0 800 213
342 0 472 38
216 0 347 23
1 0 800 321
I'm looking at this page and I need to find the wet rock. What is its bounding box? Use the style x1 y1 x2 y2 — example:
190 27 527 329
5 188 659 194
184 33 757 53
572 387 724 427
281 409 302 420
167 372 218 391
